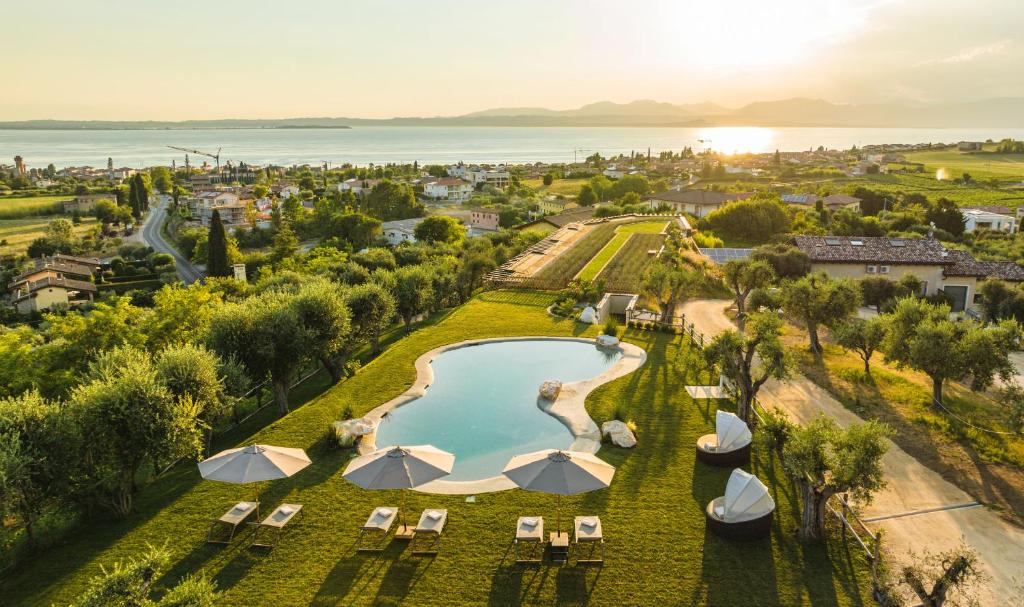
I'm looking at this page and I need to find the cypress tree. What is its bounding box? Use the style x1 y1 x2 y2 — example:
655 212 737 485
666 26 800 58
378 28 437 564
128 175 141 219
207 210 230 277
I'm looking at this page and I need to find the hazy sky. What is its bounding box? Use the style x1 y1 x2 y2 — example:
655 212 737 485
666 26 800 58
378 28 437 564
3 0 1022 120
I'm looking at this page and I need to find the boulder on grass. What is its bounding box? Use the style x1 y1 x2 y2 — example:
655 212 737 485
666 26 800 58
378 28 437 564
332 417 375 448
539 380 562 401
601 420 637 448
597 334 619 346
579 306 597 324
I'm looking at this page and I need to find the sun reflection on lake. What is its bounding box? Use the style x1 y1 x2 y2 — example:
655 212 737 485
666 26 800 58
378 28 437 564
695 127 776 154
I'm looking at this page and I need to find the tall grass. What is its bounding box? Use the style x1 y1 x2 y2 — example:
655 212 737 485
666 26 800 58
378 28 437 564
0 196 67 219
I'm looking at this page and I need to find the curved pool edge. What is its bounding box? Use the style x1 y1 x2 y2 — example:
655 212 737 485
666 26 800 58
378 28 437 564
358 336 647 495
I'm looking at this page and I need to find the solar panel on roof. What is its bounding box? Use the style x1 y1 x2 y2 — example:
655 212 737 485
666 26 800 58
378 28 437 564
890 239 906 247
825 238 842 246
850 239 864 246
698 247 755 264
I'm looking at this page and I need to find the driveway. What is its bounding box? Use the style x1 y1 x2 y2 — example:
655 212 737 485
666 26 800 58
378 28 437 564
680 298 1024 604
139 200 203 284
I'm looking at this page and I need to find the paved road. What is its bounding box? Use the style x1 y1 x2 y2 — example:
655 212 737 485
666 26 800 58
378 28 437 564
679 298 1024 605
139 200 203 284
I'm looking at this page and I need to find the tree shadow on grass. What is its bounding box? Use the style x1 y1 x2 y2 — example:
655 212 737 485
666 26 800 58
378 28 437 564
310 543 403 606
698 526 780 607
371 554 434 606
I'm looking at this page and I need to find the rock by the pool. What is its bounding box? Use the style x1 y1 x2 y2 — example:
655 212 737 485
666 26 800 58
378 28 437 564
579 306 597 324
597 334 619 346
602 420 637 448
539 380 562 400
332 417 375 448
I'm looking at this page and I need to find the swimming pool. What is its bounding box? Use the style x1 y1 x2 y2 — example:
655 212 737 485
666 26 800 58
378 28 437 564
372 339 625 483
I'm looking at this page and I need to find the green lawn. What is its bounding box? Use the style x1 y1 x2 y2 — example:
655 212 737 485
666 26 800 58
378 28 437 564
577 221 667 281
0 216 99 255
1 291 872 606
904 146 1024 181
524 177 589 198
0 195 69 219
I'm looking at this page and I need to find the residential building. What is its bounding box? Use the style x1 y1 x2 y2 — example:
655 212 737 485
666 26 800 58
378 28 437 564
791 235 1024 313
274 184 300 198
447 162 468 178
10 276 97 314
469 208 500 232
466 166 510 189
186 191 247 226
645 189 754 218
335 179 380 196
603 166 625 179
958 141 983 151
962 208 1016 233
62 193 113 213
424 178 474 202
381 218 426 246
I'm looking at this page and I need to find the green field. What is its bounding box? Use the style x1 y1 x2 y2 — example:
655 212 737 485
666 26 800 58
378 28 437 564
524 177 589 198
827 173 1024 210
577 220 667 280
0 216 99 255
0 291 872 606
904 146 1024 181
594 232 666 289
0 195 69 219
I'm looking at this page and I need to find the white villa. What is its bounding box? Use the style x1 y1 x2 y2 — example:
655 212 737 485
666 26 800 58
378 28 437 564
424 178 474 202
962 207 1016 233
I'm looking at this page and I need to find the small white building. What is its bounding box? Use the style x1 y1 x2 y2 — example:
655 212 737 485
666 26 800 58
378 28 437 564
381 218 425 246
424 178 474 202
335 178 380 196
963 208 1016 233
447 162 468 178
603 166 625 179
465 166 510 189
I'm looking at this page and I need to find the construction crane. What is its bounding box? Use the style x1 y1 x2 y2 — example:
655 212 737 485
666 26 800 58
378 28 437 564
573 149 595 164
167 146 221 171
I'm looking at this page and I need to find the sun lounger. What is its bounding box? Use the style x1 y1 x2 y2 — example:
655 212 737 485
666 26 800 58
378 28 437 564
250 503 303 549
207 501 259 544
573 516 604 563
356 506 398 552
514 516 544 563
411 509 447 555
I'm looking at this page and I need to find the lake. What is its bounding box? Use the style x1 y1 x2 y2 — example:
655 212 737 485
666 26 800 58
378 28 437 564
3 126 1024 169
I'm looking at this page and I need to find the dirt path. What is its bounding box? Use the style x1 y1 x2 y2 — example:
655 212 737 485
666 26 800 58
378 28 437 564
679 298 1024 604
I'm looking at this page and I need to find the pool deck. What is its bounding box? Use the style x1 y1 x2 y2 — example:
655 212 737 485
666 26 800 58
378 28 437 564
359 336 647 494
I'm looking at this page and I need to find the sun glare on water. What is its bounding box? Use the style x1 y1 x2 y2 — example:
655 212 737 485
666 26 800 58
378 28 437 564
696 127 775 154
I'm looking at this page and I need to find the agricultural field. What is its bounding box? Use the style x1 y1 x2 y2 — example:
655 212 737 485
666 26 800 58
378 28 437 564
523 176 588 198
577 220 668 280
904 146 1024 181
594 232 666 289
0 216 99 256
0 194 69 219
534 221 618 284
836 173 1024 210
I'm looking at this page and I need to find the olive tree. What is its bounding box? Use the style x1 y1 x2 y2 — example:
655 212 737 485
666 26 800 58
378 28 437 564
884 297 1019 406
781 417 890 541
780 273 861 355
291 281 353 382
704 312 789 424
347 282 397 353
71 543 218 607
71 347 204 517
155 344 233 455
642 262 696 324
721 258 776 332
834 316 888 377
393 265 434 330
0 392 80 547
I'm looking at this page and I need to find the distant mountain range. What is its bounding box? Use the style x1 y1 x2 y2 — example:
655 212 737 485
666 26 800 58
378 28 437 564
3 97 1023 129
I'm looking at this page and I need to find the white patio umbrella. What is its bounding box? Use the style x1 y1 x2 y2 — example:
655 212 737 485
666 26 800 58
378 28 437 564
198 444 312 501
502 449 615 535
343 445 455 533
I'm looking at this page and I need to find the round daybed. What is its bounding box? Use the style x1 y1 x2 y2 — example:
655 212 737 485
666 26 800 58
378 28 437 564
696 411 752 467
705 468 775 540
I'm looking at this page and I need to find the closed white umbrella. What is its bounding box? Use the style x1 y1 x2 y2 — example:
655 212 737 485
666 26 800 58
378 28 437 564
502 449 615 534
198 444 312 501
343 445 455 534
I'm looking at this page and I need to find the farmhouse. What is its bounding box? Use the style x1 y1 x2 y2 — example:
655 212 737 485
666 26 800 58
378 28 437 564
645 189 753 218
62 193 112 213
792 235 1024 313
10 276 97 314
781 193 862 212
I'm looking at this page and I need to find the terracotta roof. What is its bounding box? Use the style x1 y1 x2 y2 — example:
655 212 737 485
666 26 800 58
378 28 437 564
944 250 1024 281
13 261 95 283
792 235 952 265
646 189 753 206
12 276 97 302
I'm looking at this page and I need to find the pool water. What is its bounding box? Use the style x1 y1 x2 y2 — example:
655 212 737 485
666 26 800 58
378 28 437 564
374 340 622 482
